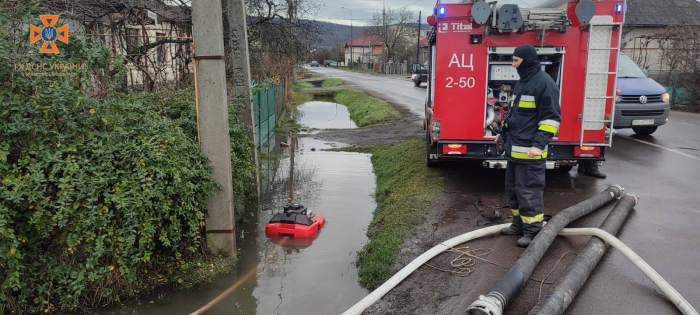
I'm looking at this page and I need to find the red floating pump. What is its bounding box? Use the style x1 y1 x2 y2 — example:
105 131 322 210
265 198 325 238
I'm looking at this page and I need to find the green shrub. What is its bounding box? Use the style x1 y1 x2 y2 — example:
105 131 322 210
130 90 258 216
0 6 250 313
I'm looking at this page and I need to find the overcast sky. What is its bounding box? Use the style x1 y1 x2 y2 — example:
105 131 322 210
312 0 539 26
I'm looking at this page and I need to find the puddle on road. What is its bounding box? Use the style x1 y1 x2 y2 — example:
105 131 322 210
297 101 357 130
100 102 374 315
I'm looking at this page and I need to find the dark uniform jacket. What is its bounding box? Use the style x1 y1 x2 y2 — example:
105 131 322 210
504 70 562 164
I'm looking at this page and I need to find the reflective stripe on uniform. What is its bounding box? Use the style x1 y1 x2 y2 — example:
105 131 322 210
511 209 520 217
511 145 548 153
538 125 558 134
511 145 548 160
519 95 536 108
521 213 544 224
538 119 560 134
511 151 548 159
511 145 531 153
538 119 560 128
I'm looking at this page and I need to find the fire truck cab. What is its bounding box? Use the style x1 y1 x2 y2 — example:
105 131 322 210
424 0 626 170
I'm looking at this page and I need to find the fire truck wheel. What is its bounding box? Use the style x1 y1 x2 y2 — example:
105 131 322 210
426 131 438 168
632 126 657 136
414 80 421 87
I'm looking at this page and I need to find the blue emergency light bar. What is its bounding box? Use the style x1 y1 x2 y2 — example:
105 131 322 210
615 3 623 13
439 6 446 16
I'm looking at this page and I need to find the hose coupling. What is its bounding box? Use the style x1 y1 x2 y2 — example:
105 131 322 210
466 293 504 315
622 192 640 206
609 184 624 198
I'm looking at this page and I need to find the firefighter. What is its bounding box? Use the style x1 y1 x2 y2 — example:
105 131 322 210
496 44 561 248
578 161 607 178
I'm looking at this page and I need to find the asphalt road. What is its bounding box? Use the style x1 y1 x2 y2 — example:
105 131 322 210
310 67 700 314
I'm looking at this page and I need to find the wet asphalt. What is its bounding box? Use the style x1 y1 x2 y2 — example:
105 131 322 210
312 67 700 314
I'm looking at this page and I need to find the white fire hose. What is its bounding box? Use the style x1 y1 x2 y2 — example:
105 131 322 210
342 224 697 315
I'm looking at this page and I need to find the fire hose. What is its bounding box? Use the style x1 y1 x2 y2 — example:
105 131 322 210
343 186 697 315
528 192 636 315
465 184 624 314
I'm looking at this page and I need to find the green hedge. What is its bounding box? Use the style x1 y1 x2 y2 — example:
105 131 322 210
0 5 255 313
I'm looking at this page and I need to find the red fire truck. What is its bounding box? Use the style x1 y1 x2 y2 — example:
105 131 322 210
424 0 626 170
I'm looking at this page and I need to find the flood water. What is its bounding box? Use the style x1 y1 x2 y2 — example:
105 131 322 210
99 101 373 315
296 101 358 129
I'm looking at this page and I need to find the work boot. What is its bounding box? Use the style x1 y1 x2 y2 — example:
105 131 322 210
517 236 534 248
578 169 607 179
500 226 523 236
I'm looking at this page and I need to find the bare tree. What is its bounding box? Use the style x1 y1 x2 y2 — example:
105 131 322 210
365 7 416 63
657 25 700 112
38 0 193 92
245 0 323 79
33 0 323 87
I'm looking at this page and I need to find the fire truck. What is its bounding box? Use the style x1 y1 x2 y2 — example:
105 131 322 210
424 0 626 170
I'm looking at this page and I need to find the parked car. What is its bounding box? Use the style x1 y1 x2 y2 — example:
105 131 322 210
411 63 428 87
614 54 670 135
330 61 338 68
310 60 319 67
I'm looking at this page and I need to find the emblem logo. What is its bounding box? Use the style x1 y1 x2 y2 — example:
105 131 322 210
30 15 69 54
639 95 647 104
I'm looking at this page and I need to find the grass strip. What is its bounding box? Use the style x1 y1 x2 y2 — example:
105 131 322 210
352 140 443 289
322 78 343 87
332 89 401 127
288 82 313 109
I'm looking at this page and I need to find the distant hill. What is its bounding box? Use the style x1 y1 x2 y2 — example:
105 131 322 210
314 21 430 50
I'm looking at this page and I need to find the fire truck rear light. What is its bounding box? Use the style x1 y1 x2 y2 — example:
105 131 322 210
443 144 466 155
431 118 441 141
574 146 601 157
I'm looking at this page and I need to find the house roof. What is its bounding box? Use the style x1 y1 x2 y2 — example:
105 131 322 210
418 36 429 47
346 35 384 47
626 0 700 26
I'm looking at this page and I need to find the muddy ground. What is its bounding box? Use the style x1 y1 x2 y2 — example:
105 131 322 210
301 80 424 148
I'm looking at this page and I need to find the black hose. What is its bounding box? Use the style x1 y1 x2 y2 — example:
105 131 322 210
527 193 638 315
467 184 624 315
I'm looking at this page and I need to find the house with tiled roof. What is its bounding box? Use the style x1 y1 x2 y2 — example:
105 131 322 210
344 35 384 66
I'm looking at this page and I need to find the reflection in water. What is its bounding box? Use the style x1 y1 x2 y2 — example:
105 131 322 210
297 101 358 129
99 122 375 315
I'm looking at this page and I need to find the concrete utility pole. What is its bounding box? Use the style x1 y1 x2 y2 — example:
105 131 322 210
416 11 421 64
222 0 260 195
192 0 236 256
342 7 353 69
382 1 387 73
